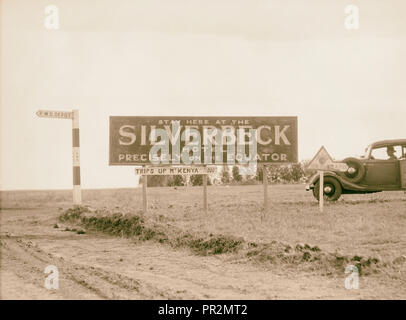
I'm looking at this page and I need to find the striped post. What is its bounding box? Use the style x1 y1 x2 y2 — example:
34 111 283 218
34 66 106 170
72 109 82 205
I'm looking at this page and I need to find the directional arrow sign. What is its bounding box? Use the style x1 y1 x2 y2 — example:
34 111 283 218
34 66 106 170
36 110 73 119
307 146 348 172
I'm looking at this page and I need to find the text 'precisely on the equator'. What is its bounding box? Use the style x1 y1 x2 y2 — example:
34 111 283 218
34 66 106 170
109 117 298 166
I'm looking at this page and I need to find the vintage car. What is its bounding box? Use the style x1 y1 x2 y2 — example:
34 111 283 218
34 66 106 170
306 139 406 201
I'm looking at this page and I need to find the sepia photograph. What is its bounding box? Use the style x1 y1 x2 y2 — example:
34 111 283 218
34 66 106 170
0 0 405 308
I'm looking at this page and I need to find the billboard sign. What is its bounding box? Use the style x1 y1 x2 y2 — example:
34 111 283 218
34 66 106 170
109 116 298 166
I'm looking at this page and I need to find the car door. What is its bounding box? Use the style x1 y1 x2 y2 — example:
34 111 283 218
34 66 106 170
400 145 406 189
400 160 406 189
364 146 400 189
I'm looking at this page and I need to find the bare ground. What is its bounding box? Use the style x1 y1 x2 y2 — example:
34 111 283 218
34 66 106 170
1 185 406 299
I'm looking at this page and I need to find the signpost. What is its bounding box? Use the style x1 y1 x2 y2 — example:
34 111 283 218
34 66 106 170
203 173 208 214
135 166 215 213
307 146 348 212
36 109 82 205
142 174 147 213
110 116 299 213
263 164 268 211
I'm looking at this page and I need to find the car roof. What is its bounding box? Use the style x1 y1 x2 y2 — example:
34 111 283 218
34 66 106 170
371 139 406 148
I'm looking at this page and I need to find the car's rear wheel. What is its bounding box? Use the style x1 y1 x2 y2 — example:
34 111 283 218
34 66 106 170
340 157 365 183
313 176 342 201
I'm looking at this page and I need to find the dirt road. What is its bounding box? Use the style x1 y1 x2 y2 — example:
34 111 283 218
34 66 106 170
1 207 404 299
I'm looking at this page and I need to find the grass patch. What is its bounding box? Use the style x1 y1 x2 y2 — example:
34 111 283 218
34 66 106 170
59 206 242 256
59 206 388 275
244 242 383 275
60 207 167 242
175 234 244 255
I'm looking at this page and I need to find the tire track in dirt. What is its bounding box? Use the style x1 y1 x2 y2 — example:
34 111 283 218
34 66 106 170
33 235 251 299
0 235 167 299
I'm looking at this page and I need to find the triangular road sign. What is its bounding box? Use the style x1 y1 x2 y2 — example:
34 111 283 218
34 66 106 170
307 146 349 172
307 146 334 170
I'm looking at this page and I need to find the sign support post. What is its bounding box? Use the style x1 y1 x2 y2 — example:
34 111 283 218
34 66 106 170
203 172 208 213
142 172 148 213
318 170 324 213
263 164 268 211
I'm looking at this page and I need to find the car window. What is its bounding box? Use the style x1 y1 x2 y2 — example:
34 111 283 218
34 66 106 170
370 146 402 160
363 145 371 158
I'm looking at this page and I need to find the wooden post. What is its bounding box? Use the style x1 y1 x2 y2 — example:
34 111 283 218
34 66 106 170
263 164 268 211
142 174 148 213
203 173 208 213
319 170 324 213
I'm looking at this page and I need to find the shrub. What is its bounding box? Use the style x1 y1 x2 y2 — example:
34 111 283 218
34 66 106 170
221 165 231 184
167 175 185 187
190 175 212 186
147 176 168 187
232 165 242 182
190 174 203 186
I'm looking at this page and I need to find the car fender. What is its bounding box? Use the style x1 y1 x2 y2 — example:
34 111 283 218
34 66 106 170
307 171 368 191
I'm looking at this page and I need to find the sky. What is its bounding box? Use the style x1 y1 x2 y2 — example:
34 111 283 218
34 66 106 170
1 0 405 190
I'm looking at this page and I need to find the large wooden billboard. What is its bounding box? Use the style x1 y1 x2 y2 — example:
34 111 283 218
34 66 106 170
109 116 298 166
